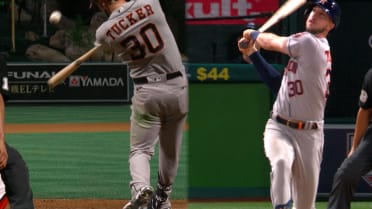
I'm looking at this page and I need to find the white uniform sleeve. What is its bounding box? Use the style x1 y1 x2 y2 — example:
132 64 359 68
288 32 317 59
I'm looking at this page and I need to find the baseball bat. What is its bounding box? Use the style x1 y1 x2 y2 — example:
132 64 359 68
258 0 307 33
239 0 307 48
47 45 101 88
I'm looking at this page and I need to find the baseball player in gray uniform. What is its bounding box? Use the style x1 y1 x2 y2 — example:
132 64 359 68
91 1 188 209
239 0 341 209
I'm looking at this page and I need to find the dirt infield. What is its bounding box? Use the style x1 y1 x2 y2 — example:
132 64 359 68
5 122 131 133
5 122 187 209
33 199 187 209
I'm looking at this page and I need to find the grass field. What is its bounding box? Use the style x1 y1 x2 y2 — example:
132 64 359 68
4 104 188 199
188 201 372 209
5 104 372 207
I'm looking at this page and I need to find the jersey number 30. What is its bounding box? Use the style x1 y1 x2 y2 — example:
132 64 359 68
120 23 164 60
288 80 304 97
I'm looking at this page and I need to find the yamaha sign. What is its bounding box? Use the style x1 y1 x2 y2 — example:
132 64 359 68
6 63 130 103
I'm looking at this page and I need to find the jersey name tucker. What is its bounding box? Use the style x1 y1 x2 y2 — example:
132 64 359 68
106 4 155 41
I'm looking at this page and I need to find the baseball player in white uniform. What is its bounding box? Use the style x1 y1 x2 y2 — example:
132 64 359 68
238 0 341 209
94 0 188 209
91 0 188 209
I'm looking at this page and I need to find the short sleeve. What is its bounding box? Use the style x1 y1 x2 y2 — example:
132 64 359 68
288 32 317 58
359 68 372 109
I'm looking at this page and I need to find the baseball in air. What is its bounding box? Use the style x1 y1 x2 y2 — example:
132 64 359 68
49 10 62 24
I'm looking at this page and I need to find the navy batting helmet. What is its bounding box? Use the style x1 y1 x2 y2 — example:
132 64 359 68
305 0 341 29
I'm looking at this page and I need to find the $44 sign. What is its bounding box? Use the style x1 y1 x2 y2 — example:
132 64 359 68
196 67 230 81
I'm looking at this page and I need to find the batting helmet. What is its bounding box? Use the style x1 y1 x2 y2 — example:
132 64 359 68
305 0 341 29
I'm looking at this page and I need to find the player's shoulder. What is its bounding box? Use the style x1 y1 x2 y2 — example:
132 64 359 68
289 31 323 51
291 32 308 38
290 32 316 42
288 32 318 56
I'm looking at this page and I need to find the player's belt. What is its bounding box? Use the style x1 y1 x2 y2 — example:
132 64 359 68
132 71 182 84
271 112 318 130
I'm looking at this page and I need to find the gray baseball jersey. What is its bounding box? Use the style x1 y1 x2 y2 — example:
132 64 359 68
265 32 331 209
95 1 188 207
273 32 331 121
95 0 186 82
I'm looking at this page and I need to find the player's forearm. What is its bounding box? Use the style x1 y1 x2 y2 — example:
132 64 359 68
249 51 281 94
255 32 289 54
351 108 372 149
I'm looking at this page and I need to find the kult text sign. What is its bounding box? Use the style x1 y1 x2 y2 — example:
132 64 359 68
186 0 278 25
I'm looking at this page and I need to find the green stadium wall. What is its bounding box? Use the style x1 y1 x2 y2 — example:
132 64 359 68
187 63 283 199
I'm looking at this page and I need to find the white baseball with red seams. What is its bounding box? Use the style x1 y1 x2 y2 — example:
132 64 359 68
49 10 62 24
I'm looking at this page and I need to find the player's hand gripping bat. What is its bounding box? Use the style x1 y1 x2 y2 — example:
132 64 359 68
47 45 101 88
239 0 307 48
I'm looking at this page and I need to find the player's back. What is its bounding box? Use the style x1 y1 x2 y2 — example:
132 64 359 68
95 0 184 79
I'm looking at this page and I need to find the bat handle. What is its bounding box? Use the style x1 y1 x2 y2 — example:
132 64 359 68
239 39 250 49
